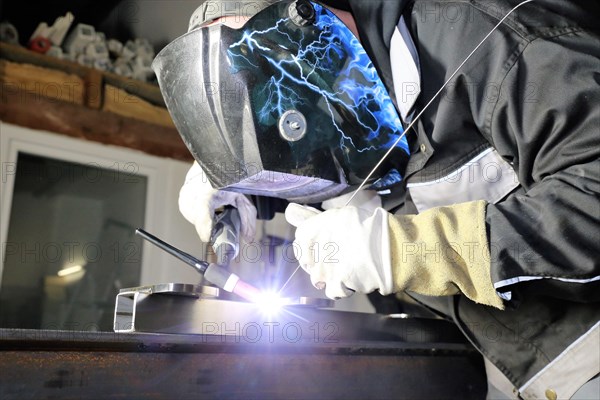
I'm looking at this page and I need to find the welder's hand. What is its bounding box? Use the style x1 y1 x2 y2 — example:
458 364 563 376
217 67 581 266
285 203 393 299
286 201 505 309
179 162 257 243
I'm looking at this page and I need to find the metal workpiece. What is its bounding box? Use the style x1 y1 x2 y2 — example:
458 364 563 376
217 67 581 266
118 283 221 298
114 284 220 333
114 283 466 345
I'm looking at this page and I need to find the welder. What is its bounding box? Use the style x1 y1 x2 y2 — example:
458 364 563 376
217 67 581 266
153 1 599 398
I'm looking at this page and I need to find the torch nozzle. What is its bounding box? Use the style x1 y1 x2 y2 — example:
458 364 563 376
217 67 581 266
135 228 261 302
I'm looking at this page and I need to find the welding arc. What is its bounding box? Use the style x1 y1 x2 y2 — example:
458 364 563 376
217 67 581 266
345 0 536 205
136 228 209 274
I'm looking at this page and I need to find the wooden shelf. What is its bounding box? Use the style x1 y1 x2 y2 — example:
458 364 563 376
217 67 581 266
0 42 165 106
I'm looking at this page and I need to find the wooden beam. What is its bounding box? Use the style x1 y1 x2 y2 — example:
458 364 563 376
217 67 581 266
0 88 193 162
103 85 175 128
0 59 85 105
84 68 104 109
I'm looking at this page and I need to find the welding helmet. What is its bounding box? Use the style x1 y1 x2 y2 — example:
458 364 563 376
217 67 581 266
153 0 410 203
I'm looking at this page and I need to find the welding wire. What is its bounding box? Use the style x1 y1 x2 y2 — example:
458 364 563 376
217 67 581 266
280 307 310 323
345 0 536 206
278 264 302 295
136 228 209 274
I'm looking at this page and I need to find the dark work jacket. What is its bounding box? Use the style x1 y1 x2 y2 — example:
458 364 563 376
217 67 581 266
347 0 600 397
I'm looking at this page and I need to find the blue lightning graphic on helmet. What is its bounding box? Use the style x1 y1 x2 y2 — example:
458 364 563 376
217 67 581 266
227 2 409 184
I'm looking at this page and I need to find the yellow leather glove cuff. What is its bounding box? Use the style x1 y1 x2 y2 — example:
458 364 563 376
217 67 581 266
388 200 504 309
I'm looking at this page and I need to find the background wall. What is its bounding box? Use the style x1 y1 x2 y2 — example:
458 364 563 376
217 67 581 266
0 123 374 330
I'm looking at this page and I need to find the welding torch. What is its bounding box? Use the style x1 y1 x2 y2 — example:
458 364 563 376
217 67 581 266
135 228 261 302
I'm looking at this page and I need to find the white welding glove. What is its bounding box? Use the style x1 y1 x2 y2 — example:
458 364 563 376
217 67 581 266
285 203 393 299
179 162 257 243
286 201 505 309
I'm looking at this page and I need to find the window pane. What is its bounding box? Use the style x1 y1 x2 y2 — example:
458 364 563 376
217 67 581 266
0 153 147 331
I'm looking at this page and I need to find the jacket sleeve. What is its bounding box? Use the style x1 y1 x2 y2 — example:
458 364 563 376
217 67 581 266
485 29 600 302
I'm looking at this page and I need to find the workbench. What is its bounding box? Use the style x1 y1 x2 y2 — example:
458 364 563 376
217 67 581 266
0 325 487 399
